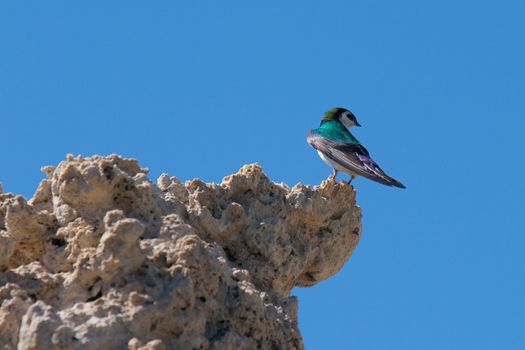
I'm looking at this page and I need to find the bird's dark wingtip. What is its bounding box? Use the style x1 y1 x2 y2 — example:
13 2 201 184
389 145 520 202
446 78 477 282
392 180 406 189
383 175 406 189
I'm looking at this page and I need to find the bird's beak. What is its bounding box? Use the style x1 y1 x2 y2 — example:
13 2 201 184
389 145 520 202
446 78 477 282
355 121 362 127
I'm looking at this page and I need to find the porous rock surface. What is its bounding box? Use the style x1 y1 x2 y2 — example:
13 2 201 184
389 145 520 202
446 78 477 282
0 154 361 350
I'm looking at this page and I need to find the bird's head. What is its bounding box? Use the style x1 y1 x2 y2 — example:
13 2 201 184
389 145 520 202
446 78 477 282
322 107 361 129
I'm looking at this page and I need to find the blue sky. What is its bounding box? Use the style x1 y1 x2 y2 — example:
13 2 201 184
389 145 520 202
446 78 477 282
1 1 524 349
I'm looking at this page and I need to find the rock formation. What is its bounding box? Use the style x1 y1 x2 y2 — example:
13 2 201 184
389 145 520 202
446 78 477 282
0 154 361 350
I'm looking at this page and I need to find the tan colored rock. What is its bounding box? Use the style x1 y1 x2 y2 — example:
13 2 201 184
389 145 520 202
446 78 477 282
0 154 361 349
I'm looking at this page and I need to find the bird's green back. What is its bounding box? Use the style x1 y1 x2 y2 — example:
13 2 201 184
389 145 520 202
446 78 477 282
313 120 360 144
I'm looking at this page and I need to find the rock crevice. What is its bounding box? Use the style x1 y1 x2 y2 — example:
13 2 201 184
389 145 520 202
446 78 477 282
0 154 361 350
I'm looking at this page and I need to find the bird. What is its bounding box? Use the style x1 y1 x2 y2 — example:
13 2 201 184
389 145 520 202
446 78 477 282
307 107 406 188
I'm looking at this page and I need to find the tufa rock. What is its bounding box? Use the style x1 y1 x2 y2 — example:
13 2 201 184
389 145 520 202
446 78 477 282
0 154 361 350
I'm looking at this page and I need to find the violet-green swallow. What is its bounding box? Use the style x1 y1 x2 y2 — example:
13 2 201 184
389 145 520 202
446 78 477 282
307 107 406 188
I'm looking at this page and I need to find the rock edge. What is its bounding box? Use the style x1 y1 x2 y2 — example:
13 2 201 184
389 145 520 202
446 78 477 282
0 154 361 350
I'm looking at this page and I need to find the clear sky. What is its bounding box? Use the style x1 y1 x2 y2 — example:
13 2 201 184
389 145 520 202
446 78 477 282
1 1 524 349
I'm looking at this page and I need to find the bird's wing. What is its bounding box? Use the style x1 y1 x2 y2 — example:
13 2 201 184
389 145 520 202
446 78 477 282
307 132 406 188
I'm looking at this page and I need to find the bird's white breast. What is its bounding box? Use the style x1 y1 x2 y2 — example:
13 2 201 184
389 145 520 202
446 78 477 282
317 150 360 177
317 151 346 172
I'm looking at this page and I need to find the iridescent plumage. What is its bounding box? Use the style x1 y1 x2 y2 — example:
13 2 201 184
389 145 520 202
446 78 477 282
307 108 405 188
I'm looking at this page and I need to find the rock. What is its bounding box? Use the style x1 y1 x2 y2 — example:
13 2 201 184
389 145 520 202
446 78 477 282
0 154 361 349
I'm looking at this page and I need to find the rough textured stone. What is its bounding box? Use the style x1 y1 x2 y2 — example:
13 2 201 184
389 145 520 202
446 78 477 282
0 154 361 350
